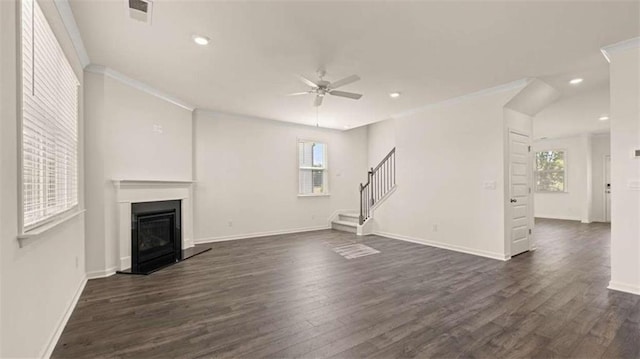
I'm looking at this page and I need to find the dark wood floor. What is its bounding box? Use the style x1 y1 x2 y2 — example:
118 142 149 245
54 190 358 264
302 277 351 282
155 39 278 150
53 219 640 358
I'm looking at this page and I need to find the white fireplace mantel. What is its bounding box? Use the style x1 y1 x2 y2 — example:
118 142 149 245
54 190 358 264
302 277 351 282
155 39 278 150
113 179 195 186
113 179 195 270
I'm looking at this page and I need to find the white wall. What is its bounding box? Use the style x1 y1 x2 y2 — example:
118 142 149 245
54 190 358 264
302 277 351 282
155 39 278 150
366 86 523 260
591 134 611 222
608 43 640 295
367 119 396 168
532 134 611 223
1 1 87 357
84 72 193 276
533 135 590 221
193 111 368 241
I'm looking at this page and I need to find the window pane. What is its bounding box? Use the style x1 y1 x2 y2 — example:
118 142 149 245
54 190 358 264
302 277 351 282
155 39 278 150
536 151 564 171
312 170 324 194
312 143 324 167
535 150 566 192
536 171 565 192
299 169 326 194
298 140 327 194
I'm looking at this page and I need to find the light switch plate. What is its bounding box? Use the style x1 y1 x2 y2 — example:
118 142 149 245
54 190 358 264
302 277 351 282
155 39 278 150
483 181 497 190
628 180 640 190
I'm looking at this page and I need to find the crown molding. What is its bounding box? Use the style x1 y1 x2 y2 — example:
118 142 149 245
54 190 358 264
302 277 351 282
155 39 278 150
391 78 529 120
601 37 640 63
53 0 90 68
85 64 196 111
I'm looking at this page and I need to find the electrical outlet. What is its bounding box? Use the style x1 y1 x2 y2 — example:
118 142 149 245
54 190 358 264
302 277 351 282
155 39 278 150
228 220 233 227
75 256 79 268
152 124 163 134
432 224 438 232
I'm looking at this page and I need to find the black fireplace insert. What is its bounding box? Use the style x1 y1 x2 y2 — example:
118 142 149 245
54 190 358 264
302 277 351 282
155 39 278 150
130 200 182 274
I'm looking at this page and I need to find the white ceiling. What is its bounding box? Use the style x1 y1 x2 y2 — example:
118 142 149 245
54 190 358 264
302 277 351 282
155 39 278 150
534 84 610 140
69 0 640 129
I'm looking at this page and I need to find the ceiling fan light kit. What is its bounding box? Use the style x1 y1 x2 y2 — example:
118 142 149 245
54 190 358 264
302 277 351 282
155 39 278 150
288 70 363 107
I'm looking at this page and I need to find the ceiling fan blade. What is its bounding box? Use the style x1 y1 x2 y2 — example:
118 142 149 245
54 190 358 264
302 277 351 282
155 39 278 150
314 95 324 107
286 91 311 96
299 75 319 88
329 90 362 100
328 75 360 89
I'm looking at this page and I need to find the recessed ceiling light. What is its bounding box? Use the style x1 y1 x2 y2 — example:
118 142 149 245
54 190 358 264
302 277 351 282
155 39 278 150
389 92 401 98
569 78 583 85
193 35 210 46
599 116 609 121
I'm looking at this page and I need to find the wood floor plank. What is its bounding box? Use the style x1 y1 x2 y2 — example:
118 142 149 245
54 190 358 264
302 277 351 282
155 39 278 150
52 219 640 358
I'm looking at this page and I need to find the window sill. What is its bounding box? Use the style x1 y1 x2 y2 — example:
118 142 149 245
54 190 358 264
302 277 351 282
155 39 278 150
17 209 86 247
298 193 331 197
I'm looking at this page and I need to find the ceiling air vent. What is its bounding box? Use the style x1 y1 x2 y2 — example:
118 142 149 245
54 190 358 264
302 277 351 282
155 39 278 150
126 0 153 24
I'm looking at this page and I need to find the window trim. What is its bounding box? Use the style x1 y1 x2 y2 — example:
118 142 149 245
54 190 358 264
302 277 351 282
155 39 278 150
297 139 330 197
17 0 82 237
534 148 568 193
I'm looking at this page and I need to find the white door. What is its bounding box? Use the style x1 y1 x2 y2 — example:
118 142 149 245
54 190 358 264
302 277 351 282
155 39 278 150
509 131 532 256
605 155 611 223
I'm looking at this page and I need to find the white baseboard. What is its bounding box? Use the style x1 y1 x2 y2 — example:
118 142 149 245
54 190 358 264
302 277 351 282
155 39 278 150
41 275 87 359
535 215 581 221
374 231 510 261
194 225 331 244
608 281 640 296
358 217 374 236
86 266 118 280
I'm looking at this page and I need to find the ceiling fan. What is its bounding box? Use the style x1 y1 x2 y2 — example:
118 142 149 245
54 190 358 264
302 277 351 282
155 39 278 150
288 70 363 107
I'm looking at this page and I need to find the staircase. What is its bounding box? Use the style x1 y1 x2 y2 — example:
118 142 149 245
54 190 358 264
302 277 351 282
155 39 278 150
331 147 396 235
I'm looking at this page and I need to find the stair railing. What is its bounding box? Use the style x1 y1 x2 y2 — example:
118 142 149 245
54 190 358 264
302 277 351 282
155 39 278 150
359 147 396 225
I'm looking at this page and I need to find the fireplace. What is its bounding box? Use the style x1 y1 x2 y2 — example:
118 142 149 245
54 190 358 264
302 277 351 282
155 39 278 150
131 200 182 274
113 180 211 277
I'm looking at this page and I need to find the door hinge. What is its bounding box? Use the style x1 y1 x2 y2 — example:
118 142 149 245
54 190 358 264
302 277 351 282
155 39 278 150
528 145 531 152
529 187 531 194
529 228 532 235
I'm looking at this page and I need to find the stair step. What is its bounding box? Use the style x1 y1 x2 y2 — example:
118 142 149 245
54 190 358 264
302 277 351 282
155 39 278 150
339 213 359 218
332 220 357 227
331 220 358 234
338 213 360 223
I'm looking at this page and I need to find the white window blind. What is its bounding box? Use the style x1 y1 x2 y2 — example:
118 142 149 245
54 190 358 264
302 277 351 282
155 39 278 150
21 0 79 229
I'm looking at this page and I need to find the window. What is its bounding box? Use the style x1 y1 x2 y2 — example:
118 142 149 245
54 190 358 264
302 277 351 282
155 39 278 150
535 150 566 192
21 0 80 230
298 141 328 195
